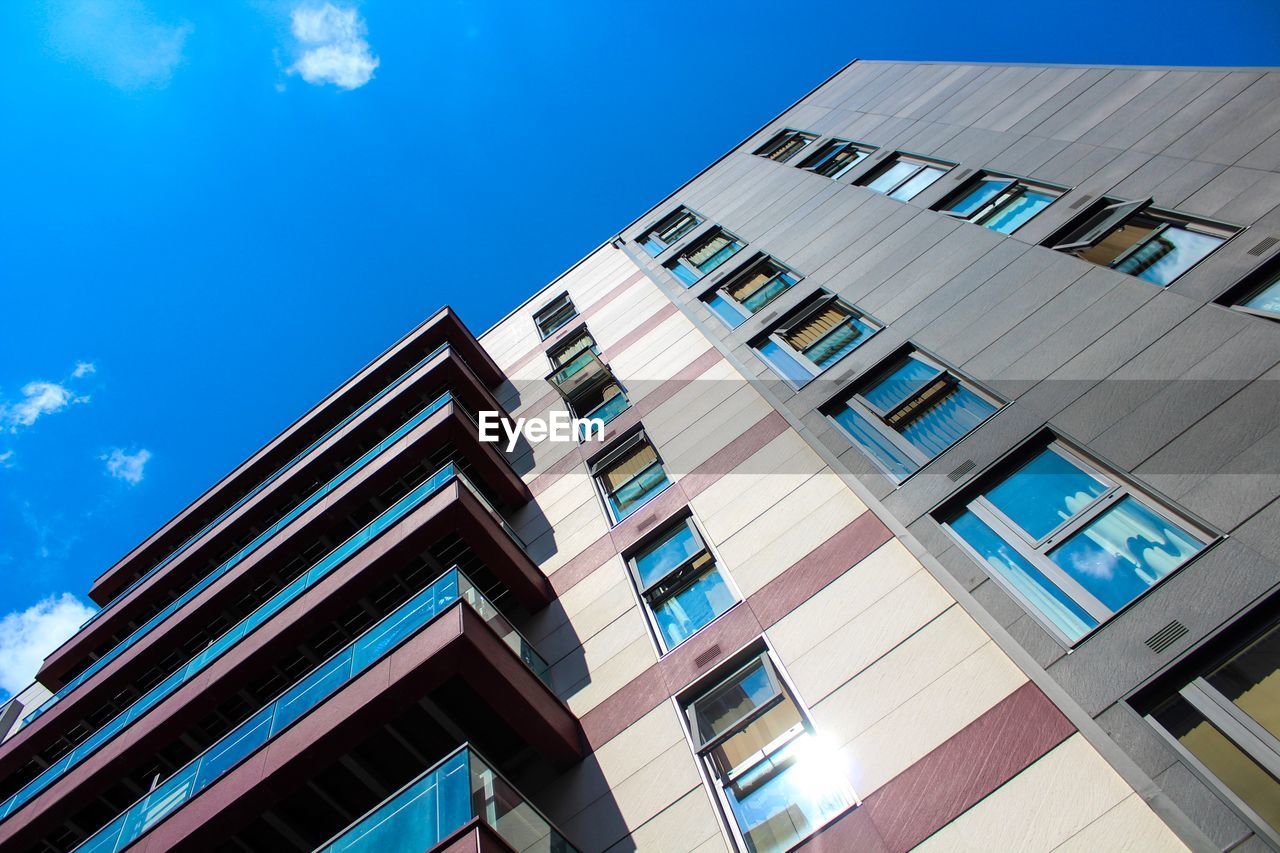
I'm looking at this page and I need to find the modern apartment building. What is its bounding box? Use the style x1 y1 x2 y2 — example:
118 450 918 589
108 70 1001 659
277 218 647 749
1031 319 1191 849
1 59 1279 853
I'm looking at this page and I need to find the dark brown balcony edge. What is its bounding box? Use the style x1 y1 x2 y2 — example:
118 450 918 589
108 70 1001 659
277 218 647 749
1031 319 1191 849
90 307 504 605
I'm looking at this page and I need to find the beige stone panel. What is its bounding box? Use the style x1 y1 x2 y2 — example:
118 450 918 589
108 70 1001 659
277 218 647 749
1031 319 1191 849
544 703 688 825
538 509 610 575
641 361 743 444
785 570 956 706
691 833 731 853
692 433 826 543
915 735 1171 853
610 319 706 380
661 390 776 475
723 474 866 596
591 290 670 347
767 539 926 664
517 478 598 541
1052 793 1189 853
562 740 704 853
833 640 1028 796
537 576 639 666
607 788 726 853
551 603 649 687
523 498 605 570
564 634 657 716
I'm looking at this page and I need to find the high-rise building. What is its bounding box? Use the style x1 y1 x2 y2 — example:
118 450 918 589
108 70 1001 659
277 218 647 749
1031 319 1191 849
2 59 1279 853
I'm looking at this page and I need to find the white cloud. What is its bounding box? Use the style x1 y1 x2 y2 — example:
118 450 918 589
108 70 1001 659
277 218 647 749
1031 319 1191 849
287 4 378 90
72 362 96 378
0 594 96 697
102 448 151 485
0 451 13 468
48 0 192 90
2 382 89 431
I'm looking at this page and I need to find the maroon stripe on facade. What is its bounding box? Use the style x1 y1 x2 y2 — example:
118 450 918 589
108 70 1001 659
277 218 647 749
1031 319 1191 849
681 411 789 499
604 301 680 355
501 269 648 375
528 445 587 497
748 511 894 628
548 532 618 597
607 483 690 556
795 681 1076 853
579 507 894 748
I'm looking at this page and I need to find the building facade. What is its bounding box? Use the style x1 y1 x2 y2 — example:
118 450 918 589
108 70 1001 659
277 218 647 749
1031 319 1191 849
1 59 1279 852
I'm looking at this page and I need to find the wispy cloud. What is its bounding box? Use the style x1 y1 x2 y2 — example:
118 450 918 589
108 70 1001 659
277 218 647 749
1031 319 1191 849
102 447 151 485
0 594 96 698
0 451 13 469
287 4 378 90
2 382 89 431
72 362 96 379
48 0 192 90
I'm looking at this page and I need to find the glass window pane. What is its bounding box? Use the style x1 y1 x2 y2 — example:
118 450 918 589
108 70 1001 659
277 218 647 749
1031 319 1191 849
888 165 945 201
1153 695 1280 834
984 448 1108 540
805 318 873 368
669 262 699 286
1205 623 1280 742
707 294 745 328
693 660 776 744
741 273 795 312
711 697 803 775
949 510 1098 642
634 523 701 588
640 237 662 256
610 462 668 520
1049 496 1203 612
865 161 917 194
758 340 813 387
1241 273 1280 316
726 734 852 853
653 566 736 649
833 406 917 482
983 189 1055 233
1114 226 1226 286
947 178 1010 216
861 357 942 412
899 385 995 458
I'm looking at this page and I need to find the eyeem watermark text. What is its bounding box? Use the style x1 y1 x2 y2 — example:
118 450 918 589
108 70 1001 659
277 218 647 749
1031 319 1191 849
478 411 604 451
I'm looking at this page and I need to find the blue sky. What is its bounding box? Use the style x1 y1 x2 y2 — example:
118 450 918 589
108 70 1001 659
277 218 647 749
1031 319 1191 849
1 0 1278 698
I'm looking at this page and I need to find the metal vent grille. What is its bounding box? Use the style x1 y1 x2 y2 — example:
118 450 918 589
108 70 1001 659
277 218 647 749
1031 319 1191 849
1069 193 1096 210
948 460 977 482
1145 620 1189 653
694 645 722 669
953 168 973 182
759 312 779 327
1248 235 1279 257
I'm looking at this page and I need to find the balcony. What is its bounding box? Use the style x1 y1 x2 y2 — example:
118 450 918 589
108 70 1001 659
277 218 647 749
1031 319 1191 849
5 566 577 852
90 308 505 607
317 746 575 853
0 465 548 840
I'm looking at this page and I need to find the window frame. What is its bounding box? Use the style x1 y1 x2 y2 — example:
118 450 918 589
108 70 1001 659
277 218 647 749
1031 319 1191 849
753 294 879 387
666 227 746 286
937 171 1067 234
1223 255 1280 322
797 139 877 179
827 349 1001 482
857 152 955 200
589 431 671 525
532 293 578 340
625 514 740 654
753 129 818 163
940 439 1215 647
701 254 801 324
637 206 705 257
1049 198 1240 285
546 325 598 370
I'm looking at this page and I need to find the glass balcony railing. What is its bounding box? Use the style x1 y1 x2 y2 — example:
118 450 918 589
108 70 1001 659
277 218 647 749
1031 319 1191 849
2 461 473 825
84 344 450 627
318 745 576 853
27 391 458 725
73 568 547 853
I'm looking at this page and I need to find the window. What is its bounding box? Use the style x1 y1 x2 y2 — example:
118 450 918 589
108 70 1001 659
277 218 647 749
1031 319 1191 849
627 516 737 650
545 328 630 432
753 294 878 387
684 652 854 853
638 206 704 257
939 173 1065 234
1141 615 1280 843
828 350 997 481
857 153 952 200
666 228 745 286
547 326 598 369
591 432 670 523
940 442 1209 644
701 255 799 326
1228 259 1280 321
798 139 875 179
1048 198 1237 286
753 129 817 163
533 293 577 339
